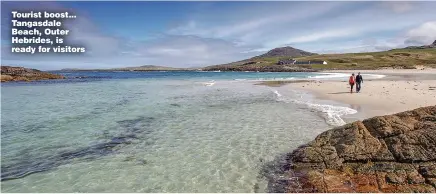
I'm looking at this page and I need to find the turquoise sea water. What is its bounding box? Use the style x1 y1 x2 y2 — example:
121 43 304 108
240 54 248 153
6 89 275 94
1 71 361 192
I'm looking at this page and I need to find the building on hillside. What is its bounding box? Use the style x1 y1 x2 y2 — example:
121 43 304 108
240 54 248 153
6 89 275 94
295 60 327 65
278 59 327 65
277 59 297 65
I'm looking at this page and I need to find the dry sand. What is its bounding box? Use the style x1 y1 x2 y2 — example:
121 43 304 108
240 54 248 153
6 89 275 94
285 70 436 118
323 68 436 75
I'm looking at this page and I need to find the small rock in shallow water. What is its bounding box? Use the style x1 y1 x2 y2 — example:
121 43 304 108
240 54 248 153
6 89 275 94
136 159 148 165
253 183 259 193
123 156 135 162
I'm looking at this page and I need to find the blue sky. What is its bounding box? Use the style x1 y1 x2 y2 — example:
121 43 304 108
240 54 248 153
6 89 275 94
1 1 436 70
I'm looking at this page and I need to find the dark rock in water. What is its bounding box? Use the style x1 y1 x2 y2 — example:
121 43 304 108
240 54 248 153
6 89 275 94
253 183 260 193
123 156 136 162
0 115 154 181
136 159 148 165
122 156 147 165
1 66 64 82
170 103 181 107
276 106 436 193
0 134 137 181
116 116 155 133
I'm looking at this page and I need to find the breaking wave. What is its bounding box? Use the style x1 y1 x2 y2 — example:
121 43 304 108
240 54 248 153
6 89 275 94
308 73 349 79
256 77 296 81
273 90 357 126
203 80 215 86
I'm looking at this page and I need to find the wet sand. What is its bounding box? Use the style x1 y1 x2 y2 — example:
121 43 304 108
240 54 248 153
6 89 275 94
285 70 436 118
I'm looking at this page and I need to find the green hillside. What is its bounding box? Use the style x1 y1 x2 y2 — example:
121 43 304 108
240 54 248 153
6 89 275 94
204 47 436 71
297 48 436 70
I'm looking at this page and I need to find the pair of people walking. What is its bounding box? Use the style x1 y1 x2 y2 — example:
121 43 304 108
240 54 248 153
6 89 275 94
348 73 363 93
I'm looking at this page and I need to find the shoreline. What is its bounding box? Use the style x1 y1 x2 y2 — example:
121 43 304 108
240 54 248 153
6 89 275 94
261 70 436 192
277 69 436 118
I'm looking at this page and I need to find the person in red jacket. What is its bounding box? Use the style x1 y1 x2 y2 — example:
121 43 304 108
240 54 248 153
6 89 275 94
349 73 355 93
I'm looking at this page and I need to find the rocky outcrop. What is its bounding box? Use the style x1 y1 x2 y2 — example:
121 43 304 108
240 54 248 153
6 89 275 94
1 66 64 82
281 106 436 193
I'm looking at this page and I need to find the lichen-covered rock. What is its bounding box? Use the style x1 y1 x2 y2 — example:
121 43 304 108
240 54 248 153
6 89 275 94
1 66 64 82
0 74 13 81
282 106 436 193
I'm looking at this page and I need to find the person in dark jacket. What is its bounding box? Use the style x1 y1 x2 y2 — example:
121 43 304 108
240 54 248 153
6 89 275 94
356 72 363 93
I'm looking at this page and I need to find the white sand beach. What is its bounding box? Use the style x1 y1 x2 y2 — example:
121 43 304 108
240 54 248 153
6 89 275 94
286 69 436 118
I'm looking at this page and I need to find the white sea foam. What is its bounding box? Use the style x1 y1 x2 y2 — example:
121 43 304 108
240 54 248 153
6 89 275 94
273 90 357 126
308 73 349 79
362 73 386 79
305 103 357 126
256 77 296 81
203 80 215 86
273 90 282 97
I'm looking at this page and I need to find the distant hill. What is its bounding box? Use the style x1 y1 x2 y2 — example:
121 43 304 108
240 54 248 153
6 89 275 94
61 65 188 71
111 65 184 71
203 40 436 71
255 46 317 58
202 46 317 72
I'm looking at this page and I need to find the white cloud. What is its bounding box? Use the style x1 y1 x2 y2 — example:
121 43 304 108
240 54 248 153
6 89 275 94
404 21 436 45
139 35 260 66
311 21 436 54
361 38 378 46
283 29 356 44
380 2 414 13
168 1 436 55
168 2 344 41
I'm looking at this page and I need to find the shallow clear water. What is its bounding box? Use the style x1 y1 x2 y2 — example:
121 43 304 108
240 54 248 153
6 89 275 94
1 71 359 192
